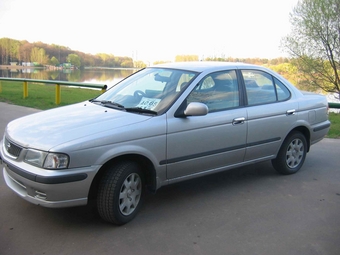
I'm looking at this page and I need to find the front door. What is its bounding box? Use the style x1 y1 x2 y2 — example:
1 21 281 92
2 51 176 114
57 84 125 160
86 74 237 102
165 70 247 180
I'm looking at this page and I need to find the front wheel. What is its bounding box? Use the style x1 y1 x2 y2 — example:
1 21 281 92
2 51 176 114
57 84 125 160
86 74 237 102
97 161 144 225
272 131 307 175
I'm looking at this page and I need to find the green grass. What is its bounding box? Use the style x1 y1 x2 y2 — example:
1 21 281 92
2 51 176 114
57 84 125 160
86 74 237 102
0 80 339 138
328 112 340 138
0 80 101 110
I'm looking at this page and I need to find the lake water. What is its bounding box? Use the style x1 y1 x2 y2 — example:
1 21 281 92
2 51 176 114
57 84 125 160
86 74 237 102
0 67 138 88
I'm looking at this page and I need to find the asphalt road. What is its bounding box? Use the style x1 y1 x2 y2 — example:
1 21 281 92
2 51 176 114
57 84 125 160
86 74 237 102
0 102 339 255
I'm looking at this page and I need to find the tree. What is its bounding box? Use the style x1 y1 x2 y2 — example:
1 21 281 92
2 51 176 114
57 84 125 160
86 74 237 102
97 53 110 66
67 53 81 68
134 60 147 68
120 59 134 68
175 55 199 62
282 0 340 99
0 38 20 64
19 41 33 62
0 37 137 67
30 47 49 65
50 56 59 66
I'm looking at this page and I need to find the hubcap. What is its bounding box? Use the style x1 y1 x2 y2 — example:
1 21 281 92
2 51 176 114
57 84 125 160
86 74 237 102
286 138 304 169
119 173 142 216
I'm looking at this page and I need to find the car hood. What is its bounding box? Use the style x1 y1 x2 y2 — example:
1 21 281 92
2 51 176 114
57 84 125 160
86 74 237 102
5 102 151 151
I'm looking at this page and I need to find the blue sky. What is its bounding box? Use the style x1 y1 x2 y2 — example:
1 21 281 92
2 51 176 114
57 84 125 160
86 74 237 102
0 0 298 62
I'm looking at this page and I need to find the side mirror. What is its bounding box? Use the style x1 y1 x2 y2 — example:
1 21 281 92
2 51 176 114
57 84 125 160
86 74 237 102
184 102 209 116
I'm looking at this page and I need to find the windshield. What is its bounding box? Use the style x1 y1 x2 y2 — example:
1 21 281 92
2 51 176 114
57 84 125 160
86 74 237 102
93 67 198 114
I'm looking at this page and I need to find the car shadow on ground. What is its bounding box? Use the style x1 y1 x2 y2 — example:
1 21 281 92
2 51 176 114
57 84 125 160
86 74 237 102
38 160 279 227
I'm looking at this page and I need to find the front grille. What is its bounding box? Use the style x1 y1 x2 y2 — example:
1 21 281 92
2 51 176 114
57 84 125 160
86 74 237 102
4 137 23 158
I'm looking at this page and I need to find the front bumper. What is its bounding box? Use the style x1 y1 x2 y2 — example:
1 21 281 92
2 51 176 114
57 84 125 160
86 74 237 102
2 159 100 208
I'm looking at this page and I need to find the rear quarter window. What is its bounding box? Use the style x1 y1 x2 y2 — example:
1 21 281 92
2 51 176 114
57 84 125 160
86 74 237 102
275 78 291 101
242 70 290 105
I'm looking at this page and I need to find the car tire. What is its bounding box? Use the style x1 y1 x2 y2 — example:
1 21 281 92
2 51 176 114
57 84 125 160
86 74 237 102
272 131 307 175
97 161 144 225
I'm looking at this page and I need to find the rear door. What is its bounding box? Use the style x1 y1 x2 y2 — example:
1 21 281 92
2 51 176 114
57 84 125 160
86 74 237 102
166 70 247 180
240 69 298 161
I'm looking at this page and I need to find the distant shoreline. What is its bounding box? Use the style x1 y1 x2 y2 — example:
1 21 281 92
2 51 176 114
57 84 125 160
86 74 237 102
0 65 42 69
0 65 139 70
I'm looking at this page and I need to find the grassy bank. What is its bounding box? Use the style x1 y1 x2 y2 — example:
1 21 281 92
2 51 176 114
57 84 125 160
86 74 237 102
0 80 339 138
0 80 101 110
328 112 340 138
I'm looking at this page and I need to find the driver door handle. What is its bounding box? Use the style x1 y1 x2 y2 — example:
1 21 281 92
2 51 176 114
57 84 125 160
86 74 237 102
286 109 296 116
233 117 246 125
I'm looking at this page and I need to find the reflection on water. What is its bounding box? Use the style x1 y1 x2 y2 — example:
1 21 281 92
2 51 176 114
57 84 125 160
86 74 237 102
0 68 138 88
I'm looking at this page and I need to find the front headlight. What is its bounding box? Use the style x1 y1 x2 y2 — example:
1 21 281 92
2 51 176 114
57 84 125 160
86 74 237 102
25 149 47 167
24 149 69 169
44 153 69 169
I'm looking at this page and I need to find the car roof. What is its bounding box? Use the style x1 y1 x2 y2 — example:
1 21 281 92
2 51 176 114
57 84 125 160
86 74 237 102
150 61 260 72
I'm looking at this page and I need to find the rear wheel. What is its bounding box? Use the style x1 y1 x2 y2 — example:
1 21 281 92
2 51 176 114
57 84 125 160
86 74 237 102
272 131 307 175
97 161 144 225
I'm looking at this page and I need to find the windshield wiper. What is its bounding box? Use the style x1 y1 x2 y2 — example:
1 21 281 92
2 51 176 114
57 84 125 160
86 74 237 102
90 99 125 110
90 100 157 115
101 101 125 109
125 107 157 115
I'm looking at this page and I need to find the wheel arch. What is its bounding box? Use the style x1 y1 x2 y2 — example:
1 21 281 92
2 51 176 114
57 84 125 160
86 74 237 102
88 154 157 200
287 126 311 152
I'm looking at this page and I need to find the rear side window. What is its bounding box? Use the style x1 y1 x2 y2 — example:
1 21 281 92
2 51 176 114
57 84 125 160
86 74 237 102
242 70 291 106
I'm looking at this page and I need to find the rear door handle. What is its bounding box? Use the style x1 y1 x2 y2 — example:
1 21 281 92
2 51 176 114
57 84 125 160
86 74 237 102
233 117 246 125
286 109 296 116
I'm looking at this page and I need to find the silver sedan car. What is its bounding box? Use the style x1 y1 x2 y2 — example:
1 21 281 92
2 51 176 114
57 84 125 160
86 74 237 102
0 62 330 225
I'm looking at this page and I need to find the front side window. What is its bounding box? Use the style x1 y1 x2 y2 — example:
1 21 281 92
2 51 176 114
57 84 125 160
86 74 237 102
94 68 197 114
242 70 290 105
186 70 239 112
